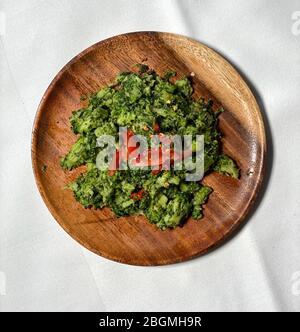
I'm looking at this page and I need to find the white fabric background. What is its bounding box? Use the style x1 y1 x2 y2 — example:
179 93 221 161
0 0 300 312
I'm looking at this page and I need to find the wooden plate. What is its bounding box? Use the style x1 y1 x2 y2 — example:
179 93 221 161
31 32 266 265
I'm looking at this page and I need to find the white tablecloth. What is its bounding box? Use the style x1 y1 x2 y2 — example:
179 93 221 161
0 0 300 312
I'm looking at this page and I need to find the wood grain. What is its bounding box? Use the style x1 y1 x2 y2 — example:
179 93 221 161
31 32 266 265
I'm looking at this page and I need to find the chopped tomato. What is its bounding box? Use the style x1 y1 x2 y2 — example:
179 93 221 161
151 167 162 175
130 189 145 201
108 169 116 176
136 146 169 167
153 123 160 132
121 129 139 161
108 128 193 175
127 129 134 138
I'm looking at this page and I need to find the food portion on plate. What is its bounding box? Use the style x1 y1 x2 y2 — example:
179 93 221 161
60 65 239 229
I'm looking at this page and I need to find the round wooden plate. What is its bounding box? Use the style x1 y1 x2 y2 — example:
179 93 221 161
32 32 266 266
